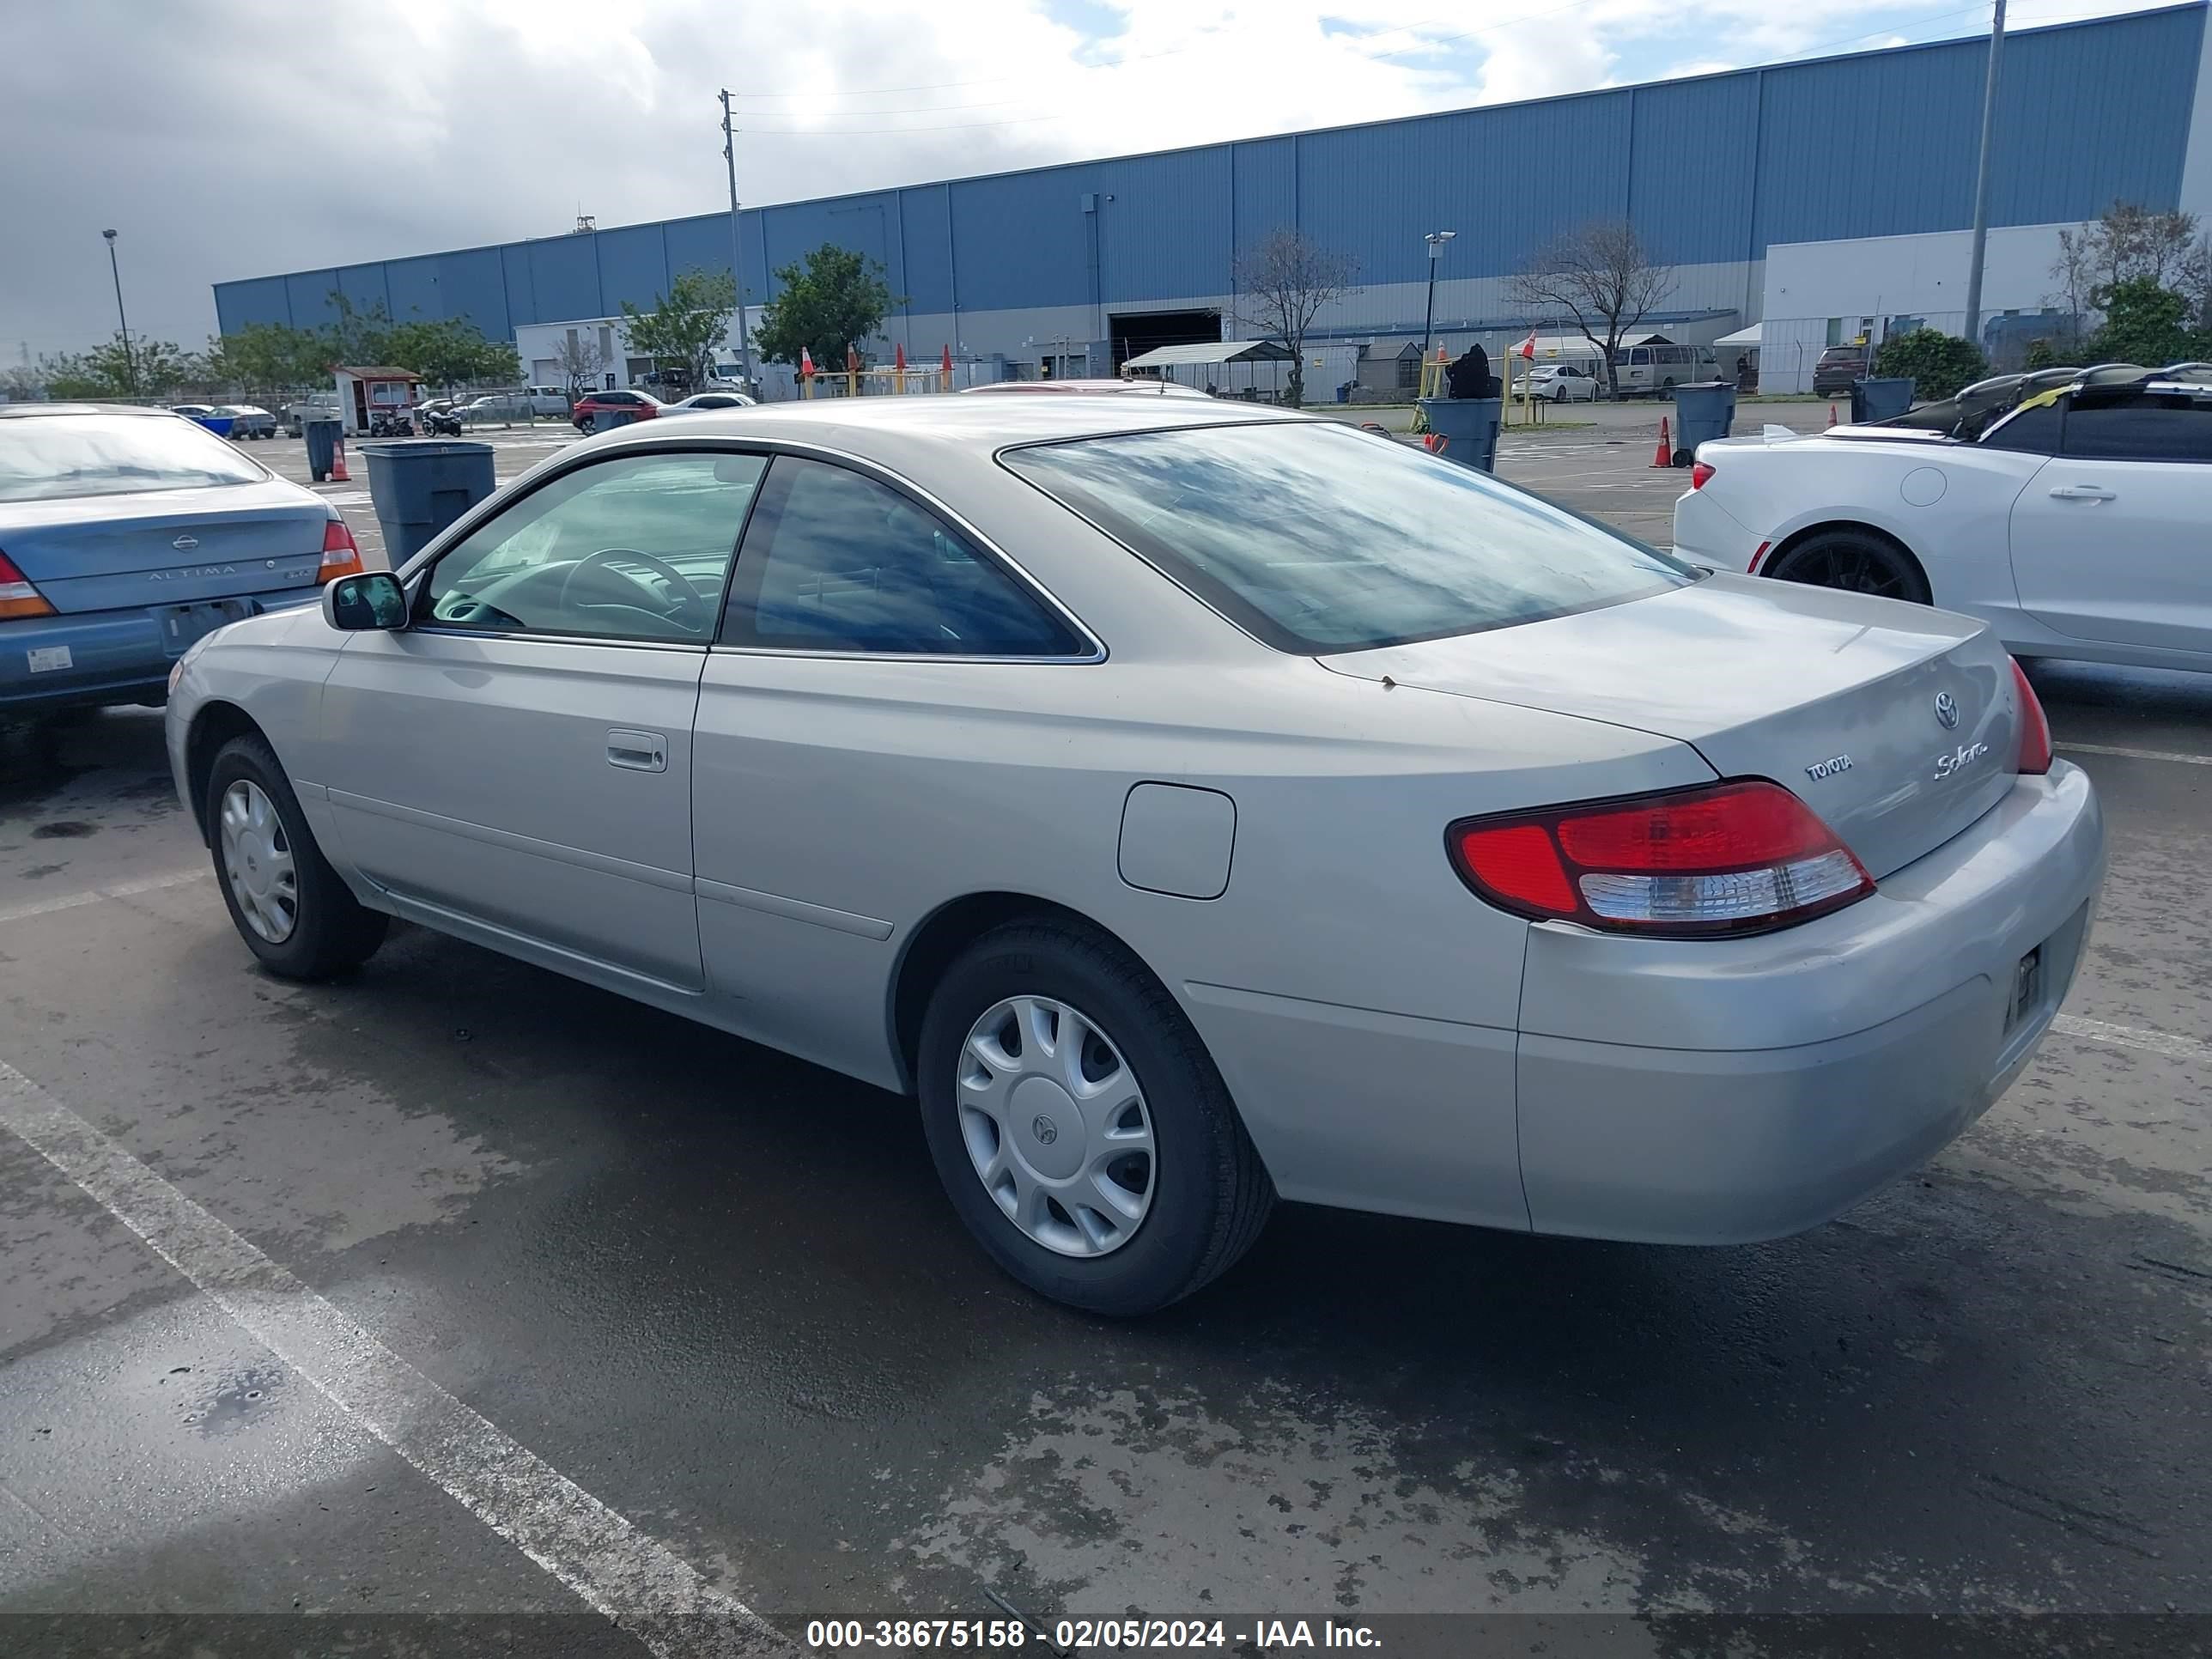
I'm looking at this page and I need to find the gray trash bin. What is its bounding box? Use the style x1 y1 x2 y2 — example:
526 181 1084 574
303 418 343 482
359 441 497 565
1850 377 1915 424
1668 381 1737 465
1416 397 1504 472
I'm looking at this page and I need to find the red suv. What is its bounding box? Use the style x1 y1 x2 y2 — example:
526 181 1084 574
571 389 665 432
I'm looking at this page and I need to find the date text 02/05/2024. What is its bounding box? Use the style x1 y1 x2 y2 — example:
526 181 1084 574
803 1618 1382 1650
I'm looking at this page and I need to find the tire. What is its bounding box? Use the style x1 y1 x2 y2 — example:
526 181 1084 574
1552 386 1566 403
1765 528 1931 605
916 921 1273 1316
204 733 388 979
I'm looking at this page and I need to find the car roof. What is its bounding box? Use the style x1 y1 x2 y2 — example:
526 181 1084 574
0 402 175 420
590 392 1305 449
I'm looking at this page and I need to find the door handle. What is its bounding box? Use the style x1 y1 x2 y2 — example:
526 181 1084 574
2048 484 2116 501
606 728 668 773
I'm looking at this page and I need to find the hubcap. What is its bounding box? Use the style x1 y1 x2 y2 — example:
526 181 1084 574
957 995 1155 1258
219 780 299 944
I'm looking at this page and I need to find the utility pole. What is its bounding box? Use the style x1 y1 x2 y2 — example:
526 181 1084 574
102 228 137 396
1422 230 1455 362
1961 0 2007 348
720 90 757 393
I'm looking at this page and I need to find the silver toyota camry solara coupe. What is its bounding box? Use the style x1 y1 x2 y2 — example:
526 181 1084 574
167 397 2105 1314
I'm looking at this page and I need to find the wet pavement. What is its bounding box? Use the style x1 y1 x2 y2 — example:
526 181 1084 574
0 448 2207 1656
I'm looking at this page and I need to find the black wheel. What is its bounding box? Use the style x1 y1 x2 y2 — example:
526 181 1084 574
917 921 1273 1316
1765 529 1931 605
204 733 388 978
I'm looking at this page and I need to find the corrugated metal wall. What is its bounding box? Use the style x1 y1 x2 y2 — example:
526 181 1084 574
214 5 2207 339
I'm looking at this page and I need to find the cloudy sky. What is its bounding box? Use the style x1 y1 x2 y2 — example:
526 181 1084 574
3 0 2172 359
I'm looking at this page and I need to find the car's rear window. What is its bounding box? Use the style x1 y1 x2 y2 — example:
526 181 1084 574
0 413 266 503
1002 420 1695 653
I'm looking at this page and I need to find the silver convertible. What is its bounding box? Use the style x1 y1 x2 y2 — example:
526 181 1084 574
167 398 2105 1315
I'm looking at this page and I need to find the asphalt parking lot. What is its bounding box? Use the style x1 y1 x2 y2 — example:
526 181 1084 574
2 416 2207 1656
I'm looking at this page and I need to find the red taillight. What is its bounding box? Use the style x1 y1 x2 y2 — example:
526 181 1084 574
318 518 364 581
1449 779 1875 937
1690 461 1714 489
0 550 56 620
2011 658 2051 775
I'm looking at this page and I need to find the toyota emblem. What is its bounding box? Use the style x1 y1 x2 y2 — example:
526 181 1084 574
1031 1115 1060 1146
1934 691 1960 730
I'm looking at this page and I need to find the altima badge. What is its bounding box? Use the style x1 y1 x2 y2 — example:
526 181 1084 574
1934 691 1960 729
1805 755 1853 781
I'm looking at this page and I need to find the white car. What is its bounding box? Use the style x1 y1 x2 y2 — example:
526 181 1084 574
1674 364 2212 672
663 391 758 414
1522 364 1599 403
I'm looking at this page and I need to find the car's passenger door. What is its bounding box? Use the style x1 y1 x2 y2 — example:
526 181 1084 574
690 453 1096 1083
319 449 766 991
2008 391 2212 655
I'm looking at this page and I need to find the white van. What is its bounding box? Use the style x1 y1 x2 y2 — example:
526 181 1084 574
1611 340 1718 398
524 386 573 417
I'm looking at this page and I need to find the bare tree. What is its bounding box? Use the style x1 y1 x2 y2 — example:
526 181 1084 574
1233 228 1358 408
553 331 607 401
1507 220 1675 398
2051 202 2211 336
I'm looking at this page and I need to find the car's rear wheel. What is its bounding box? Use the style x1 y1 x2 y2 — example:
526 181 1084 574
206 734 388 979
917 921 1273 1316
1765 529 1931 605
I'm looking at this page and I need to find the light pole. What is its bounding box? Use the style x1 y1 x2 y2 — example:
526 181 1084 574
1960 0 2008 348
718 90 757 393
1422 230 1456 362
102 228 137 397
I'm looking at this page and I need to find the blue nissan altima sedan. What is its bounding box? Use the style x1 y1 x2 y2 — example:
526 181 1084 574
0 404 365 713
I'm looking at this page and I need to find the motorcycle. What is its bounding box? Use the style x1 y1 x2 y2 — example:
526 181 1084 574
421 408 464 437
368 409 415 438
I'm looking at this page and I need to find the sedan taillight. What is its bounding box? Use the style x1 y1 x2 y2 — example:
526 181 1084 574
1690 460 1715 489
2011 658 2052 775
318 518 364 581
0 550 56 620
1449 780 1874 937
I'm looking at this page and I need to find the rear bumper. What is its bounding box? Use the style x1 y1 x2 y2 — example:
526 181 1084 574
0 588 320 712
1516 763 2104 1242
1670 486 1765 574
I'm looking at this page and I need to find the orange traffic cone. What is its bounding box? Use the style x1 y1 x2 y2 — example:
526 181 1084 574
1827 403 1838 427
330 438 349 483
1649 416 1673 468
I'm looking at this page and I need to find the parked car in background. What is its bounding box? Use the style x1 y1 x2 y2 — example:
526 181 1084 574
1812 345 1870 397
525 386 572 417
1611 341 1719 398
216 404 278 440
662 391 758 414
1523 364 1599 403
167 397 2100 1316
0 405 362 713
570 388 664 431
463 392 535 423
283 396 342 438
170 404 233 437
1674 362 2212 672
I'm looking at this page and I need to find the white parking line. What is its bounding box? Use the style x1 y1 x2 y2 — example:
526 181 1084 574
2059 741 2212 768
2051 1013 2210 1064
0 1061 787 1658
0 870 208 927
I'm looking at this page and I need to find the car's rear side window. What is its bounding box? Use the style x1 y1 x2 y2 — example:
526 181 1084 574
2062 392 2212 462
0 414 264 502
1002 421 1694 653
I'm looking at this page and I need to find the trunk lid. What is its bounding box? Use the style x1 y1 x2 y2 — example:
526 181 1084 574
1322 574 2018 878
0 481 330 611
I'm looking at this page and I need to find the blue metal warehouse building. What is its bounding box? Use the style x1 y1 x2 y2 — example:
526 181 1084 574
217 4 2212 392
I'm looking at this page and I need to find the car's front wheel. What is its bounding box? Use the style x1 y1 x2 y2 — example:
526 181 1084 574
205 734 389 979
1765 528 1932 605
917 921 1273 1316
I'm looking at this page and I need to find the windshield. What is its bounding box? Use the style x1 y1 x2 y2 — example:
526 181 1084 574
1004 421 1694 653
0 413 267 503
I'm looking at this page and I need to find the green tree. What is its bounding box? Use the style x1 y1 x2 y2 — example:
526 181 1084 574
221 322 330 391
620 267 740 387
2086 276 2211 367
2022 338 2059 371
1872 328 1988 401
753 246 900 375
323 295 393 367
385 316 517 393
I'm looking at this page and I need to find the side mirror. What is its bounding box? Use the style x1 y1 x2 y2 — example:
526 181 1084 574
323 571 409 632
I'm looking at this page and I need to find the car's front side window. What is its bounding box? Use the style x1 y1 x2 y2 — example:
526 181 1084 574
719 456 1083 656
419 451 766 642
